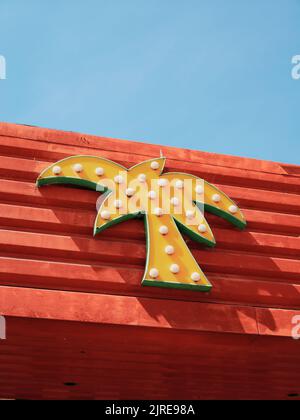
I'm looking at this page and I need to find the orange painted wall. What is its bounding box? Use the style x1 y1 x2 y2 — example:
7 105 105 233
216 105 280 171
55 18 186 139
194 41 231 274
0 122 299 400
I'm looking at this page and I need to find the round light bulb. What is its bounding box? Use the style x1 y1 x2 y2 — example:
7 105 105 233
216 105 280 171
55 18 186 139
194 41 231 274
74 163 83 173
165 245 175 255
229 205 238 214
95 167 105 176
196 185 204 195
114 175 124 184
151 161 160 170
212 194 221 203
149 268 159 279
170 264 180 274
114 200 123 209
158 179 168 188
101 210 111 220
198 224 207 233
186 210 195 220
170 197 180 207
126 188 135 197
138 174 147 183
154 207 163 217
191 272 201 282
175 180 184 189
148 191 157 200
52 166 62 175
159 226 169 235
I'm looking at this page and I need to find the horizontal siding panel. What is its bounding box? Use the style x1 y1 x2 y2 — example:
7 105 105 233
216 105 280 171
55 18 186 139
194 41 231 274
0 203 299 259
0 285 259 335
1 136 300 193
0 178 97 210
0 229 299 281
0 155 300 214
2 318 300 400
0 122 292 175
0 284 298 339
0 257 299 309
1 182 299 235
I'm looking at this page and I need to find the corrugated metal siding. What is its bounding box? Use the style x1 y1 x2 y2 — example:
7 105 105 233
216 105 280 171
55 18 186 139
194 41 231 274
0 122 299 400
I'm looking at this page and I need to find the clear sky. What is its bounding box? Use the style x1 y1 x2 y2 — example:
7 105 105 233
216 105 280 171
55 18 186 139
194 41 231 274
0 0 299 164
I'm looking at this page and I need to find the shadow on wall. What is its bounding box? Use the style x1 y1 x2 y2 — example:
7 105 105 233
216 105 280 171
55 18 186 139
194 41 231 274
29 183 300 336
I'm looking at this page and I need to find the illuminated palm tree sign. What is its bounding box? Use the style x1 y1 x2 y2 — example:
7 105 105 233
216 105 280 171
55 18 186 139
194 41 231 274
37 156 246 292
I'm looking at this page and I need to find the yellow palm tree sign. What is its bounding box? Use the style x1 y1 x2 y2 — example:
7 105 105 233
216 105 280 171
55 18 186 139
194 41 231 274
37 156 246 292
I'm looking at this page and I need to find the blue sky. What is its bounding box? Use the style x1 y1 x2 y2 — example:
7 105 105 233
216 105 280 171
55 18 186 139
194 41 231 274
0 0 299 164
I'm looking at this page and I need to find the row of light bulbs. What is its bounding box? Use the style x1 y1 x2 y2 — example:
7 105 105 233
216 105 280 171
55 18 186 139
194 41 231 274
52 161 160 176
149 267 201 283
52 162 238 217
52 162 203 193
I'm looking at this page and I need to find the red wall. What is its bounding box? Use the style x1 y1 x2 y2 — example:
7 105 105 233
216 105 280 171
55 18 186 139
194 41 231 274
0 122 299 400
